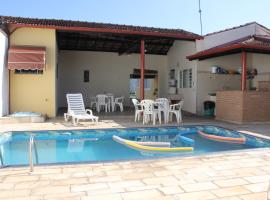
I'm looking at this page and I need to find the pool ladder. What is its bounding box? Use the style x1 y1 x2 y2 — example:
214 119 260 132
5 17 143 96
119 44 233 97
0 147 3 167
29 134 35 172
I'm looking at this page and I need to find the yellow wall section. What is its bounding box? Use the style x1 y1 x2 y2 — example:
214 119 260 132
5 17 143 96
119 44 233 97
9 28 57 117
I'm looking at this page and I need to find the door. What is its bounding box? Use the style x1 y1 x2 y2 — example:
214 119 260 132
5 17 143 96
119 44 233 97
177 66 196 114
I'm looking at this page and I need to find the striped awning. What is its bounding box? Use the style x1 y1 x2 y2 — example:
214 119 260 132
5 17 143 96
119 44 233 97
8 46 46 70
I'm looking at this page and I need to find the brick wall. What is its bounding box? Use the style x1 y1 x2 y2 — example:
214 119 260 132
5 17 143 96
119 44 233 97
216 91 270 123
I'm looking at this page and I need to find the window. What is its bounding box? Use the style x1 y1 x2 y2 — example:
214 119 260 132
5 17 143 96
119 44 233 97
14 69 43 74
83 70 89 82
129 78 151 94
144 79 151 90
183 68 193 88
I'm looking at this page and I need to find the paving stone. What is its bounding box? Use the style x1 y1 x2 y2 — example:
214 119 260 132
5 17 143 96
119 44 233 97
0 182 14 190
239 192 268 200
52 177 89 185
121 189 163 200
174 191 217 200
158 185 184 195
43 192 85 200
89 175 122 183
180 181 219 192
212 197 241 200
109 180 144 189
15 180 50 189
126 184 160 192
213 178 249 187
0 189 31 199
4 175 40 182
142 176 179 186
87 187 125 195
31 185 70 195
211 186 250 197
71 183 108 192
243 182 269 192
122 172 154 180
244 175 270 183
82 193 122 200
4 196 43 200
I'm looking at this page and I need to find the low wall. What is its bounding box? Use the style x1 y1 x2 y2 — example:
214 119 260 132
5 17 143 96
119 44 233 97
216 90 270 123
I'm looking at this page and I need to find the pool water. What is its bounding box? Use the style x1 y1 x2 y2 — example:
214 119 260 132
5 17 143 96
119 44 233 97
0 126 269 166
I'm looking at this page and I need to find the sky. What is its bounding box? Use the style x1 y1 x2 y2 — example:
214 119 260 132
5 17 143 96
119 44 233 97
0 0 270 35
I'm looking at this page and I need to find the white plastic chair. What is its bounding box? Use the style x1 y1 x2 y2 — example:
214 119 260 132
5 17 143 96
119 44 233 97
114 96 124 112
96 94 110 112
132 98 143 122
64 93 98 125
106 93 115 112
141 99 161 125
169 100 184 123
155 98 170 124
90 96 97 110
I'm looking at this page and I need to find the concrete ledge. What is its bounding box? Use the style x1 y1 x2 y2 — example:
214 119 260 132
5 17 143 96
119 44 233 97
0 115 45 124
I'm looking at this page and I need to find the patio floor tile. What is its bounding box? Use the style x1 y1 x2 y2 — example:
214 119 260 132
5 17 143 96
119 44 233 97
239 192 268 200
211 186 251 197
174 191 217 200
158 185 184 195
121 189 163 200
180 181 219 192
243 182 269 192
213 178 249 187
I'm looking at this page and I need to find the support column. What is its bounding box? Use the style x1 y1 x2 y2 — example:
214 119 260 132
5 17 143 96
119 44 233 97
140 39 145 100
241 51 247 91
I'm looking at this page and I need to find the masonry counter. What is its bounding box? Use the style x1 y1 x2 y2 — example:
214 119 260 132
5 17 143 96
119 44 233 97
215 91 270 124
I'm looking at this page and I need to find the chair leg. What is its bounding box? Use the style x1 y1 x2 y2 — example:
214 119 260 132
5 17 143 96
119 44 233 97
72 117 77 125
153 114 156 125
135 112 137 122
64 113 68 121
158 112 161 124
120 104 123 112
169 113 172 122
176 113 180 123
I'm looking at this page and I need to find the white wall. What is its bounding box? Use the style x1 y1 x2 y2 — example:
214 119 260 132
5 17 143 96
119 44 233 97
58 51 167 108
196 53 253 115
197 23 256 51
251 53 270 88
167 40 197 114
0 30 8 117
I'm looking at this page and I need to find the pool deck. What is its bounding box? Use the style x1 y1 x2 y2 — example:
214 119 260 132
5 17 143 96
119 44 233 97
0 113 270 199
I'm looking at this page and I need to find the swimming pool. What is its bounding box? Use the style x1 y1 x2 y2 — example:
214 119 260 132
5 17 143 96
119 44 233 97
0 126 270 167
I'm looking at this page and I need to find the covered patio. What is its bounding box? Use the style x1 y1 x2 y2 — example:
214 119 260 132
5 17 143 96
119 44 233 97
55 24 199 115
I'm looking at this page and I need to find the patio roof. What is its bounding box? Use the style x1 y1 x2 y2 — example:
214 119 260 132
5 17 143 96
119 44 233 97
187 35 270 60
0 15 202 55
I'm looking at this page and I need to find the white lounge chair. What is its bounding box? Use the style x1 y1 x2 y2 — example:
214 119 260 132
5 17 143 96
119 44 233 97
64 93 98 125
